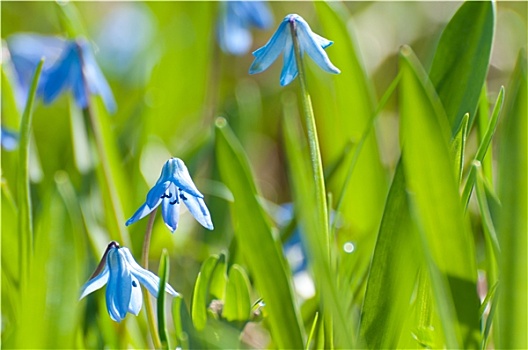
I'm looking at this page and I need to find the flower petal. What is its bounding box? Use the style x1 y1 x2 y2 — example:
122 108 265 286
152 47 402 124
145 180 170 208
125 202 157 227
1 127 19 151
41 43 80 105
79 264 109 300
249 19 290 74
161 184 180 232
295 17 340 74
280 38 297 86
121 247 179 297
78 39 117 114
182 193 214 230
167 158 203 198
128 275 143 316
106 248 132 322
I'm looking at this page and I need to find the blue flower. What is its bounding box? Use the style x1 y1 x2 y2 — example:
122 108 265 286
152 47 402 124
217 1 273 55
1 127 19 151
249 14 340 86
7 34 116 113
79 241 178 322
126 158 214 232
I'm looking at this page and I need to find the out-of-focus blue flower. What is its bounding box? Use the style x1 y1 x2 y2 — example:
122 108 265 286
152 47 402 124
217 1 273 55
1 127 19 151
80 241 178 322
249 13 340 86
7 33 116 113
126 158 214 232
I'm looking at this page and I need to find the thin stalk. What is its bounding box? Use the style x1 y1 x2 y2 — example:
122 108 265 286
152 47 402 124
18 59 44 287
290 20 330 259
77 43 131 247
141 209 162 349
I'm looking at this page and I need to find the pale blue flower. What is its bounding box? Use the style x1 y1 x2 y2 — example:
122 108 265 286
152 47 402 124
126 158 214 232
217 1 273 55
7 33 116 113
1 127 19 151
80 241 178 322
249 13 340 86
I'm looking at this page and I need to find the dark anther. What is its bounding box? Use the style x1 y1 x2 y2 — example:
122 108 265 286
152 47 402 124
170 199 178 205
132 280 138 287
161 192 172 199
179 193 187 201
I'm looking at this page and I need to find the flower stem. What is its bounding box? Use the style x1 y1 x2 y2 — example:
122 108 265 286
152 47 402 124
290 21 330 259
141 209 162 349
18 59 44 288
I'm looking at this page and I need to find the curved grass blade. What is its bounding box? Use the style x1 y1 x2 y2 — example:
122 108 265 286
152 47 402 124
191 254 220 331
429 0 495 133
215 118 305 349
451 113 469 185
223 265 251 323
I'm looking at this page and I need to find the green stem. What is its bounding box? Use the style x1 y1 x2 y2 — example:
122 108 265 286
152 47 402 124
290 20 330 259
18 59 44 287
141 209 162 349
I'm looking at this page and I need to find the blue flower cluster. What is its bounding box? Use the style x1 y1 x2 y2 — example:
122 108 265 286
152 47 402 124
5 5 339 323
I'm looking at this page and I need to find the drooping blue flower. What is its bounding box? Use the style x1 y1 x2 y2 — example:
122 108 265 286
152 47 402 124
126 158 214 232
249 13 340 86
7 33 116 113
217 1 273 55
1 127 19 151
80 241 178 322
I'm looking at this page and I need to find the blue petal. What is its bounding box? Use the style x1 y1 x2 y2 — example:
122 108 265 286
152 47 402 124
146 180 170 208
78 39 117 113
166 158 203 198
125 202 157 227
312 32 333 49
182 193 214 230
1 127 19 151
280 38 297 86
217 4 252 55
79 264 109 300
121 247 179 297
161 184 180 232
294 17 340 74
106 248 132 322
249 19 290 74
128 275 143 316
41 42 81 105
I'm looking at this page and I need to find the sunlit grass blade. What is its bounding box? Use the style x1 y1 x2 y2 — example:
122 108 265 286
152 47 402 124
359 161 420 348
282 99 353 349
17 58 44 288
223 264 251 323
496 50 527 349
157 249 170 350
451 113 469 185
481 282 498 350
399 46 480 348
173 295 193 350
477 85 493 181
191 254 220 331
429 0 495 133
475 163 501 259
462 87 504 208
215 118 305 349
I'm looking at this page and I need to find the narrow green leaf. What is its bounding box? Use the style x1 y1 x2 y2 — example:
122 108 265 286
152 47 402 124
399 46 480 348
429 0 495 132
173 296 194 350
223 265 251 323
157 249 170 350
475 163 501 259
477 85 493 181
451 113 469 185
208 252 227 301
215 118 305 349
191 254 219 331
496 50 527 349
482 282 499 350
306 312 319 350
17 59 44 288
282 101 353 349
359 161 420 348
462 87 504 208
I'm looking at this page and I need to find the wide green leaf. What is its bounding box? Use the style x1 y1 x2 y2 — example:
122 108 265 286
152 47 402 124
399 46 480 348
215 118 304 349
223 264 251 323
191 254 220 331
496 50 527 349
429 0 495 133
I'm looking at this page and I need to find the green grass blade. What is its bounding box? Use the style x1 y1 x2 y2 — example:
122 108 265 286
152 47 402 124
215 117 304 349
223 265 251 323
496 50 527 349
475 164 501 259
429 0 495 133
17 59 44 287
477 85 494 181
191 254 220 331
399 46 480 348
359 161 420 348
157 249 170 350
462 87 504 208
173 295 194 350
282 101 353 349
451 113 469 185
